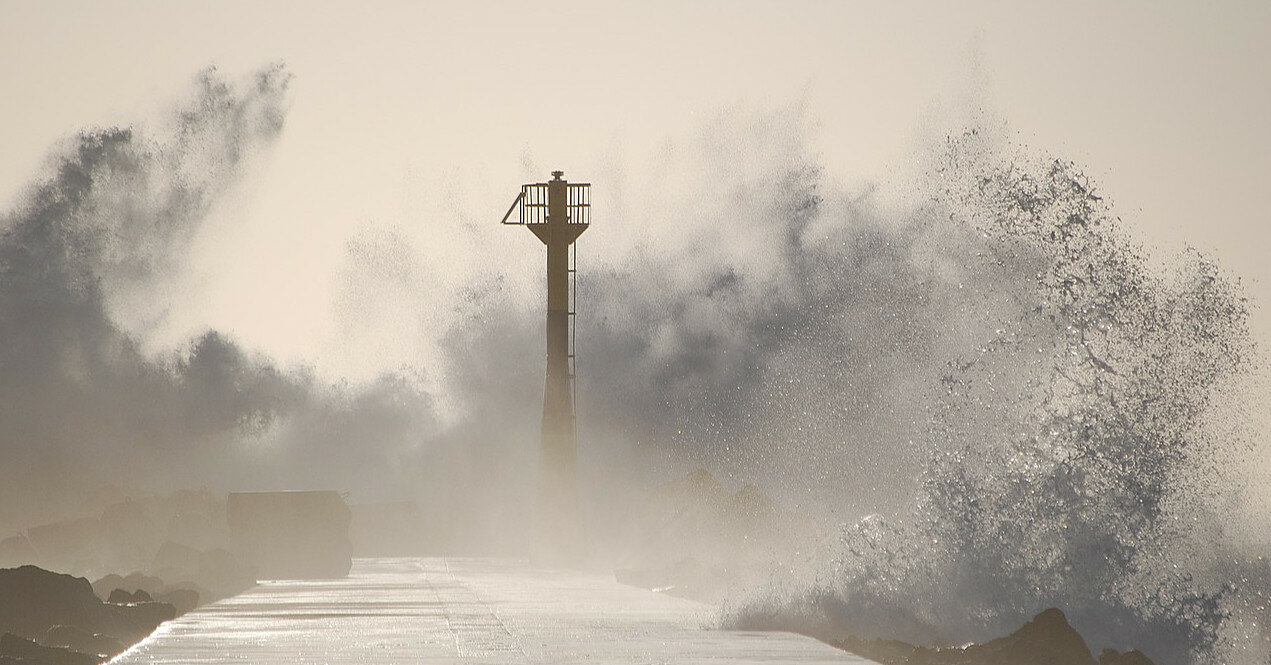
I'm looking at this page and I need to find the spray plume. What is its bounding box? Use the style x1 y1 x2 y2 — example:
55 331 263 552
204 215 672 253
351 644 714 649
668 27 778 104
1 65 1266 665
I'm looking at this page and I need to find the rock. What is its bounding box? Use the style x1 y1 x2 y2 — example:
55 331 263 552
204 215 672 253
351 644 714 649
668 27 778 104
88 575 121 602
41 625 126 658
0 633 98 665
15 491 234 579
985 607 1096 665
92 572 201 616
150 541 253 600
154 588 199 616
105 589 151 604
162 580 212 605
1099 649 1156 665
108 602 176 639
835 607 1105 665
0 565 172 646
0 566 102 641
90 573 163 603
92 570 209 614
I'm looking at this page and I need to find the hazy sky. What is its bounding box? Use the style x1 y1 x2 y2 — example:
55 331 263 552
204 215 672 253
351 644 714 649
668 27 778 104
2 0 1268 375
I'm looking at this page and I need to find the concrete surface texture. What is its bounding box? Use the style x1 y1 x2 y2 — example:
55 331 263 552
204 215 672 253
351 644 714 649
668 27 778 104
112 557 873 664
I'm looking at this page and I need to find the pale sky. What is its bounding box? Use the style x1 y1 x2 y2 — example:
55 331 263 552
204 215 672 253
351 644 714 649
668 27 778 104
2 0 1268 376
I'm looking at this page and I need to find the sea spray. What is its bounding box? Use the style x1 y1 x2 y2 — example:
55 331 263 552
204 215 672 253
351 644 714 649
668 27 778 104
0 66 294 526
0 66 443 535
731 132 1268 665
4 66 1267 662
925 135 1258 661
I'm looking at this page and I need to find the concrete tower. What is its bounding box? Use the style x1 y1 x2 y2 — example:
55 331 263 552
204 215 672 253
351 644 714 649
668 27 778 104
501 171 590 563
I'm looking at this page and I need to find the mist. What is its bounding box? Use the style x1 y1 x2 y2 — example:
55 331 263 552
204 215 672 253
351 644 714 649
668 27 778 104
0 66 442 535
2 62 1268 664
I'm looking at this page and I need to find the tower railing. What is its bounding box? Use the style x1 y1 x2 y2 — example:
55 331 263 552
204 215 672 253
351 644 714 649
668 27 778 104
503 183 591 225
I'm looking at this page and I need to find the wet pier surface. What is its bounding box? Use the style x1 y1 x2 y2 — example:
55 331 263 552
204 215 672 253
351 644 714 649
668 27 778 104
113 557 871 664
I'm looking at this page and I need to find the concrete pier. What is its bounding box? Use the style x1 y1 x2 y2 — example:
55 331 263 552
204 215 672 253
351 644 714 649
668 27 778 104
113 557 873 664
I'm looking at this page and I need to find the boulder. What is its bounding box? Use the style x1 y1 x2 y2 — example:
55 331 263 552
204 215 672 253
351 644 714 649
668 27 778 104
41 625 126 658
92 572 202 616
154 588 199 616
835 608 1123 665
981 607 1096 665
90 573 163 603
0 565 173 646
105 589 151 604
1099 649 1156 665
0 633 98 665
108 602 176 639
0 566 104 641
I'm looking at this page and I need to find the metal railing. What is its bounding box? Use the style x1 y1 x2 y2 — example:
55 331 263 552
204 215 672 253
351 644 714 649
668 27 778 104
501 183 590 225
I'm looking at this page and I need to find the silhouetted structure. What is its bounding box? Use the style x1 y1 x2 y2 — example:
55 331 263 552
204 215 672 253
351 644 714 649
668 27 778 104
502 171 590 563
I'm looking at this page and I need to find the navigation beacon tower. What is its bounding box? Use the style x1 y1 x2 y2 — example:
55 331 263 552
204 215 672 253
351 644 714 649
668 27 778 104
501 171 590 563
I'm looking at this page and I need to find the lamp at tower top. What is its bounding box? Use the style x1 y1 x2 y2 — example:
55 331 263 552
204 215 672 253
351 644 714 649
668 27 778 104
500 171 591 229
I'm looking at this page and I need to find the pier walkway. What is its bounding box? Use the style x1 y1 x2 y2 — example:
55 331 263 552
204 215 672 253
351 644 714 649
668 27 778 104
113 557 872 664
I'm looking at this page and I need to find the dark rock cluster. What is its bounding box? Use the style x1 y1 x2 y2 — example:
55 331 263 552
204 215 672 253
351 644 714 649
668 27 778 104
1 488 356 596
0 565 176 664
614 472 1162 665
0 489 281 664
834 608 1157 665
0 490 243 587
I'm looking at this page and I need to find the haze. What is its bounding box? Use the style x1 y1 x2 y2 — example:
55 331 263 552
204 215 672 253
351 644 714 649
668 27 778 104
1 0 1269 552
3 1 1267 367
